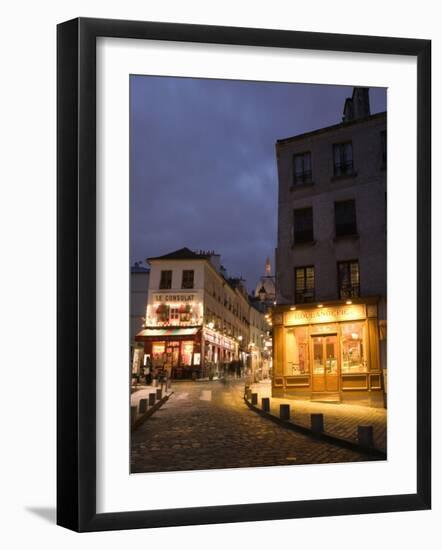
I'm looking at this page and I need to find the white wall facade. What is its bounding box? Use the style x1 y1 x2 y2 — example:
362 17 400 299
145 259 205 326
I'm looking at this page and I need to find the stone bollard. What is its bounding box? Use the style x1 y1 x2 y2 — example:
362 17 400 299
280 404 290 421
156 388 162 400
251 393 258 406
311 413 324 433
131 406 137 425
261 397 270 412
139 398 148 414
358 425 374 448
148 393 156 406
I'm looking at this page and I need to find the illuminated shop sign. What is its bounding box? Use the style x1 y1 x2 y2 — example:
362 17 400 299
284 304 366 326
203 328 235 350
154 294 195 302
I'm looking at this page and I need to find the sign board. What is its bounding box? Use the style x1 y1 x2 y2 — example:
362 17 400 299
153 294 195 302
284 304 366 326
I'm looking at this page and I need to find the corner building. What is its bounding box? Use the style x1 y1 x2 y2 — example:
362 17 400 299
273 88 387 407
135 248 267 379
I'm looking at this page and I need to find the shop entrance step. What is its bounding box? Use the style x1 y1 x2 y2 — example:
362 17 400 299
310 392 341 404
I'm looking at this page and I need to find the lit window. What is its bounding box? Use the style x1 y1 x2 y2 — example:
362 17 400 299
286 326 309 375
181 341 194 366
338 260 360 299
152 342 165 367
170 307 180 322
295 266 315 303
341 322 367 373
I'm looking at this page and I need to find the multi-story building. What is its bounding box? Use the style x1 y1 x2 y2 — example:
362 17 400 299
135 247 267 379
273 88 387 407
130 262 150 378
248 301 272 380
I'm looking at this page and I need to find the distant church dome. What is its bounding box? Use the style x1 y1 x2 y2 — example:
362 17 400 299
254 258 276 301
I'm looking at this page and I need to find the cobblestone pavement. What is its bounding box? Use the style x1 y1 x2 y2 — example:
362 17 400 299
131 380 375 474
250 381 387 452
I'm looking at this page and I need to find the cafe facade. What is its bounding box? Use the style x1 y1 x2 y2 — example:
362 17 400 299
135 248 266 379
272 298 385 407
135 289 238 379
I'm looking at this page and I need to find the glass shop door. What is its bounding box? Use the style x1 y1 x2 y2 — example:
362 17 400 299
311 335 339 392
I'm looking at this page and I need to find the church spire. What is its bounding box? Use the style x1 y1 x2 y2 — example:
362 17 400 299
265 257 271 276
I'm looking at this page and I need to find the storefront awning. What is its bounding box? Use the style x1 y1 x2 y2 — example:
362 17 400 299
135 327 199 340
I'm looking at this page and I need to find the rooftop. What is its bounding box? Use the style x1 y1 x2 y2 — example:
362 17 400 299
276 111 386 146
147 247 212 261
131 262 150 273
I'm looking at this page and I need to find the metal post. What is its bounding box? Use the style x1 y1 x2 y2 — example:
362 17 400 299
261 397 270 412
131 406 137 425
280 404 290 420
358 425 374 447
310 413 324 433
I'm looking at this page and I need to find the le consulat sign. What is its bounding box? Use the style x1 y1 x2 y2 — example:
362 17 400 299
283 304 366 326
153 293 195 302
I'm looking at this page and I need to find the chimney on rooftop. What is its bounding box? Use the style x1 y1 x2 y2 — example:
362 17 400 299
342 87 370 122
208 252 221 273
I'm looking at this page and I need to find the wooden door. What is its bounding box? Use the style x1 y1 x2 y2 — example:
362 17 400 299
311 335 339 392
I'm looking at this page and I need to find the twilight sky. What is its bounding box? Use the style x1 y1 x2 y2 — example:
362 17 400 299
130 77 386 293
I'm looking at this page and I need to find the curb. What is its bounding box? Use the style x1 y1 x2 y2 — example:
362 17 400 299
132 392 173 431
243 395 386 460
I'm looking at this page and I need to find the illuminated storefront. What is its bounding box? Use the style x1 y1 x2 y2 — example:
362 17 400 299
203 327 237 367
136 327 203 379
135 292 239 379
134 248 268 380
272 299 385 407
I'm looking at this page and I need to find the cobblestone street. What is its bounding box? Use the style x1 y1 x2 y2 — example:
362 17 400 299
131 380 373 473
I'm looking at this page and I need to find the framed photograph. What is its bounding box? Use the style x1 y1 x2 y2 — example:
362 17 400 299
57 17 431 532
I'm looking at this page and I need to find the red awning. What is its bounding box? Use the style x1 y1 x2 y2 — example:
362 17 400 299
135 327 199 340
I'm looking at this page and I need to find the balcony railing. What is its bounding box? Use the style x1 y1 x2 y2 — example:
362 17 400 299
339 284 360 299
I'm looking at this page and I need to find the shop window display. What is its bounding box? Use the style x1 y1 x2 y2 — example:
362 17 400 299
341 321 367 373
152 342 165 367
286 326 309 375
181 341 194 366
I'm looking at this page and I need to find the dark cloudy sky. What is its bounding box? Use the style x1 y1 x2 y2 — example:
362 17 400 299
130 77 386 293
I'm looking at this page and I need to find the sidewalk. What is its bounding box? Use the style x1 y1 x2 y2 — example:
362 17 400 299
131 384 173 429
249 381 387 452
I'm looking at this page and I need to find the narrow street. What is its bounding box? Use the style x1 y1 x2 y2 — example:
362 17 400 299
131 380 369 473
